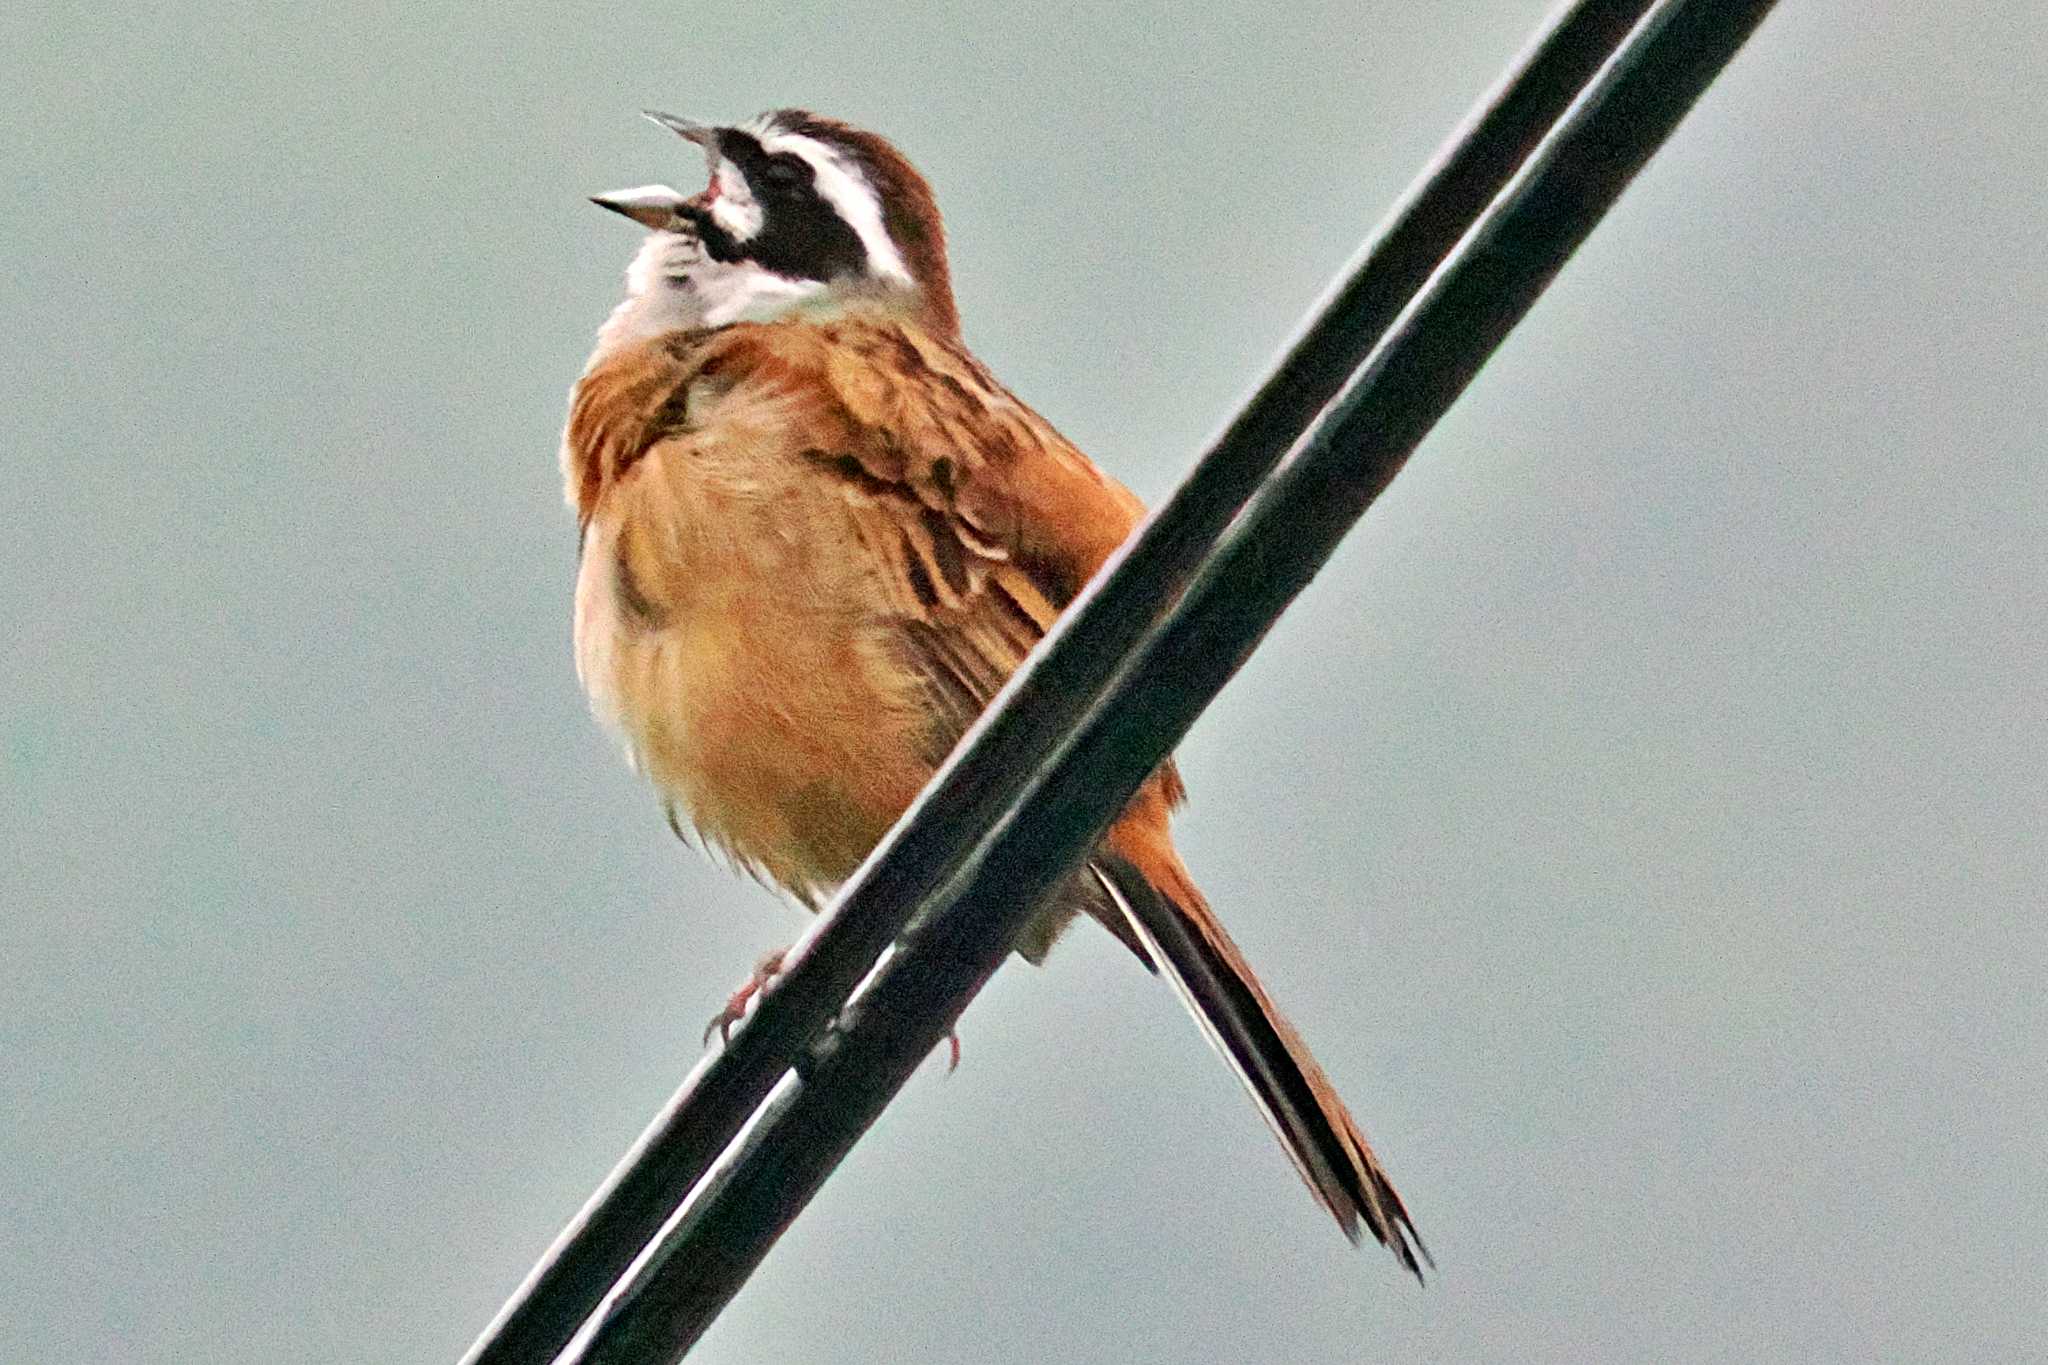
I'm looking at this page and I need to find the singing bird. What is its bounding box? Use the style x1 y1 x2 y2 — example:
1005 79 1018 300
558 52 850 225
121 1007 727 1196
565 108 1424 1275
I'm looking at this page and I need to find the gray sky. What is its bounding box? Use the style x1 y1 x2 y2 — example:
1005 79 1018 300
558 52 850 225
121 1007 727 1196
6 1 2044 1360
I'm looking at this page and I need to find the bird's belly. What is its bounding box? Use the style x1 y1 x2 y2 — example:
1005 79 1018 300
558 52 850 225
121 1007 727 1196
574 525 927 902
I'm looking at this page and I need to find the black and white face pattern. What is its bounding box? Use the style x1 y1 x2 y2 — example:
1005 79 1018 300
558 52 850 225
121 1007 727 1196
595 111 915 339
687 118 913 291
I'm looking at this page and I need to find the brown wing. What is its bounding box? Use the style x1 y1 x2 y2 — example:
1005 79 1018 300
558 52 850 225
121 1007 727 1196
802 316 1196 963
798 317 1185 799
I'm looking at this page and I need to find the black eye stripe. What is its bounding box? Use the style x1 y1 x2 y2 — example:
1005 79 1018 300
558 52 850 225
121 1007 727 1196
745 188 865 282
701 128 867 283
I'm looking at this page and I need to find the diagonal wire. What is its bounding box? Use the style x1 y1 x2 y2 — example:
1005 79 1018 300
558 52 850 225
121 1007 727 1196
564 0 1783 1358
460 2 1694 1361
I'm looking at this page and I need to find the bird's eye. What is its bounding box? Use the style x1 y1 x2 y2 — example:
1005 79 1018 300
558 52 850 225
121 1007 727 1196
760 156 807 191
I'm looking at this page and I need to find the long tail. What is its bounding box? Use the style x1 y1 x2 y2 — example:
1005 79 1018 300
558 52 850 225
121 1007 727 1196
1090 841 1428 1280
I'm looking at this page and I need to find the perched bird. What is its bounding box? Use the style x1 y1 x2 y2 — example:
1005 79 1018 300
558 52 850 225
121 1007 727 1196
565 108 1424 1275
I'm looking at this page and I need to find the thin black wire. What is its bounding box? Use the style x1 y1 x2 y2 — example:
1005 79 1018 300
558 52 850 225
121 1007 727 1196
567 0 1782 1358
459 4 1677 1362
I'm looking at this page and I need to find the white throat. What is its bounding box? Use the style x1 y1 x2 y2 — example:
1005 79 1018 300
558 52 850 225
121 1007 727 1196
592 230 830 357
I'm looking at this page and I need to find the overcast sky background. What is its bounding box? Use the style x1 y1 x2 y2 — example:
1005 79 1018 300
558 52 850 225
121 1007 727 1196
6 1 2044 1360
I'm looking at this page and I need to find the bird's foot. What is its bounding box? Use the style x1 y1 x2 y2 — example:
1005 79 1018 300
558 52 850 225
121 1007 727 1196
699 946 963 1074
702 948 788 1047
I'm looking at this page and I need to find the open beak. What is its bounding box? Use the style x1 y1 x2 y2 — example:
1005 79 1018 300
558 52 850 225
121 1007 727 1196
588 184 689 229
590 112 723 226
643 109 722 173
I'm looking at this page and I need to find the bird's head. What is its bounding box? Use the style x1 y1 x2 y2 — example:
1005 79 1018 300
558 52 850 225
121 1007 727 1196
591 109 957 342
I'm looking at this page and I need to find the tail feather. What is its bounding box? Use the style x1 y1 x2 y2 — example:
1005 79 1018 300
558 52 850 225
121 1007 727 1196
1089 851 1428 1279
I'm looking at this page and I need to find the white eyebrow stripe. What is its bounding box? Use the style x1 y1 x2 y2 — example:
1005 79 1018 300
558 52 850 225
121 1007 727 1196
760 131 911 286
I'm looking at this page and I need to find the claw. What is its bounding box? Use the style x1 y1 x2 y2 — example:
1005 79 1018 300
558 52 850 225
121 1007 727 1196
700 948 963 1075
701 948 788 1048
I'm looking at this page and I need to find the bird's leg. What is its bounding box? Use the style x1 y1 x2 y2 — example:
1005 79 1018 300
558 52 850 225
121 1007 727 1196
702 948 788 1046
699 947 962 1072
